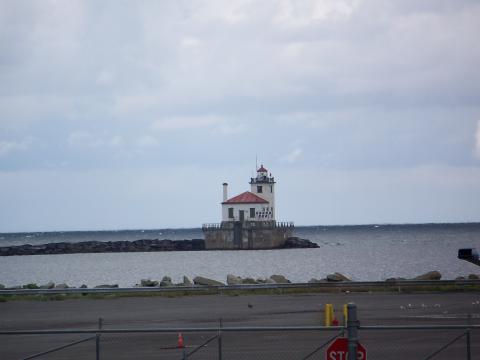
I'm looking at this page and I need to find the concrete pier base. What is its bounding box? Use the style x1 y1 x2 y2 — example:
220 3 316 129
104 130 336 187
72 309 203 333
202 221 294 250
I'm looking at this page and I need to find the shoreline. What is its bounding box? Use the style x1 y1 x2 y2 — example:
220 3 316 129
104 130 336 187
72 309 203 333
2 270 478 291
2 279 480 303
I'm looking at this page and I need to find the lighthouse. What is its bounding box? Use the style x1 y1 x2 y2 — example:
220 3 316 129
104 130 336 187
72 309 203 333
249 164 275 220
203 165 294 250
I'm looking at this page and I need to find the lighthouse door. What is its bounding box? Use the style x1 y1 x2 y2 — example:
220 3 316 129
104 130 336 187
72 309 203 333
233 222 242 249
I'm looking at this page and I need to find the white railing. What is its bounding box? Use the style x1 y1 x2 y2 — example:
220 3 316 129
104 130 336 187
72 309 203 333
202 221 294 230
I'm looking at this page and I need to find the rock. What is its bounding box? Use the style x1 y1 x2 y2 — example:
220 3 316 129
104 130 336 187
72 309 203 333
227 274 243 285
255 277 272 284
456 276 466 280
326 273 351 282
283 237 319 249
6 285 22 290
270 275 291 284
140 279 159 287
191 239 206 251
0 284 4 289
468 274 479 280
79 284 88 288
182 276 193 286
39 281 55 289
55 283 69 289
175 276 193 287
22 283 39 289
160 276 173 287
94 284 119 288
385 277 406 282
193 276 224 286
241 278 258 284
414 271 441 281
308 278 327 283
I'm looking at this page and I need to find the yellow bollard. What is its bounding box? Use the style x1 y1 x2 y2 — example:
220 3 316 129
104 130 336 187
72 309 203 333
325 304 334 326
343 304 348 326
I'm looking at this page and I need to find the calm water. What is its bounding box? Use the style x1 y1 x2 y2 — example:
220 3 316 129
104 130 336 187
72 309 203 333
0 224 479 287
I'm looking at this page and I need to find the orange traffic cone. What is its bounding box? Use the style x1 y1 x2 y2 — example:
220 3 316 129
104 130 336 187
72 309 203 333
177 333 184 348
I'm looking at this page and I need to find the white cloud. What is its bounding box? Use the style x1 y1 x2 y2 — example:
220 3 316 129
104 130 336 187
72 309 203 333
274 0 358 27
0 138 32 157
188 1 253 24
109 136 123 147
276 112 338 129
67 132 123 148
216 123 248 135
151 116 223 131
151 116 249 136
280 148 303 163
180 37 202 49
137 135 160 148
67 131 102 148
475 120 480 158
96 69 115 86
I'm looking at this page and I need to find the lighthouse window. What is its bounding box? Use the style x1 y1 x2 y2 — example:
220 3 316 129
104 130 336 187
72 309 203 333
257 185 263 193
270 185 273 193
228 207 234 219
250 208 255 218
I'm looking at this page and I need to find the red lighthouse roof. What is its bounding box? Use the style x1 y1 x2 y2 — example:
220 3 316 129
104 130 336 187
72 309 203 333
257 165 268 172
222 191 268 204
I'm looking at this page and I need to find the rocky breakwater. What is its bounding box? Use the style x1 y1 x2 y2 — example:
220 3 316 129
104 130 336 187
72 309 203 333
283 237 319 248
0 239 206 256
0 237 318 256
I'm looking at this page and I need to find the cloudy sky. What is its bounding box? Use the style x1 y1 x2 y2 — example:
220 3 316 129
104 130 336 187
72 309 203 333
1 0 480 232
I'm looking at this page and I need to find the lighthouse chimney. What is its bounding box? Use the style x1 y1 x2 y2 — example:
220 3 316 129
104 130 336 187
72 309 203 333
222 183 228 202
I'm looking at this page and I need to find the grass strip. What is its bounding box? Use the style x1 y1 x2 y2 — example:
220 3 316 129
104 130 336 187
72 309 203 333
1 284 479 302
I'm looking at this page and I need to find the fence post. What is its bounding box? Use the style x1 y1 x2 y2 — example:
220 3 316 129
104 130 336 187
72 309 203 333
96 317 103 360
218 318 223 360
347 303 358 360
466 314 471 360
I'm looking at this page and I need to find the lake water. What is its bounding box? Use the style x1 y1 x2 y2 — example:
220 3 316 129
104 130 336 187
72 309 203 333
0 223 479 287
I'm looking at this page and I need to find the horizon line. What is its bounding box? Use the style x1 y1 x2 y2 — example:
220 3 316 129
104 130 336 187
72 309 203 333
1 221 480 235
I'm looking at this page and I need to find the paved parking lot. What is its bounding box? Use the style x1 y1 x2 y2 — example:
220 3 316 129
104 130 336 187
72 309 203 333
1 291 479 359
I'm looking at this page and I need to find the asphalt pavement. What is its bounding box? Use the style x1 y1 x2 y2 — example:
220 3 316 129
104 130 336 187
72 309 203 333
1 291 480 359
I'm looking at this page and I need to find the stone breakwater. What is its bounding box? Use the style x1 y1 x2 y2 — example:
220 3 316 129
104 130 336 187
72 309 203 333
2 271 477 291
0 237 318 256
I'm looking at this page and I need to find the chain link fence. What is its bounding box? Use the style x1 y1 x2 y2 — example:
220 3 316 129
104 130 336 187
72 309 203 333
1 305 479 360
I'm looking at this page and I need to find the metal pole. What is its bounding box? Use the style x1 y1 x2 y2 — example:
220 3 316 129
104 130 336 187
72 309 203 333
218 318 223 360
96 317 103 360
466 314 471 360
347 303 358 360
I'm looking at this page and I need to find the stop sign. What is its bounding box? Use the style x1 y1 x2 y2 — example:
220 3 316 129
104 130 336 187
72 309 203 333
326 338 367 360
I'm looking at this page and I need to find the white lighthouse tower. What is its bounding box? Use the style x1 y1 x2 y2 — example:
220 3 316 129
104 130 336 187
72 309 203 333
249 165 276 220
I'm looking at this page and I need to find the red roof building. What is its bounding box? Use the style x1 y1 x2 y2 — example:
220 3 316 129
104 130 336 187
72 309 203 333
222 191 268 204
220 164 275 222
